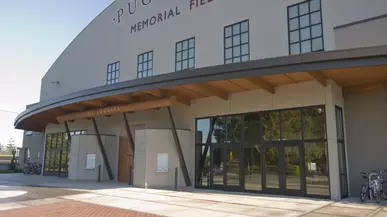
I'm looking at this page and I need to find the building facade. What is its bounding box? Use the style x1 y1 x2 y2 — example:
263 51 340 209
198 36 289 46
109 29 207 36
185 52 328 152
15 0 387 201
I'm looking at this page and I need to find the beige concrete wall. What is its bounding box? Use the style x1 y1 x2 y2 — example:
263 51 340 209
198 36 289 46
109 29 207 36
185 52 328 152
134 129 192 189
69 135 118 181
38 0 387 101
344 92 387 196
335 15 387 50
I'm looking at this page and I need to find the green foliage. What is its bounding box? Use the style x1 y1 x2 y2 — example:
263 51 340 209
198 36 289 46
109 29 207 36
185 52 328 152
0 169 23 174
6 138 16 153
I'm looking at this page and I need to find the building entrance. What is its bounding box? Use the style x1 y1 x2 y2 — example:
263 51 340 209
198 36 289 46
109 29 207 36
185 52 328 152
211 146 242 190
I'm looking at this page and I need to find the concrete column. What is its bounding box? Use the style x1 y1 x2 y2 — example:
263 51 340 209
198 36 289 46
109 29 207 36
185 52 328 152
325 80 341 201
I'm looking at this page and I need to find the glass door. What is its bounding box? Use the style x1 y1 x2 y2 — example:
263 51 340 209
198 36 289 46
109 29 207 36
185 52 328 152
225 148 241 190
211 148 225 189
263 145 281 191
284 144 303 194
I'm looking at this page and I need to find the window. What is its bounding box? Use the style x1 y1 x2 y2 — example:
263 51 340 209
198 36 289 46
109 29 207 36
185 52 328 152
107 62 120 84
25 131 33 136
176 38 195 71
224 20 249 64
288 0 323 55
137 51 153 78
24 148 30 163
70 130 87 136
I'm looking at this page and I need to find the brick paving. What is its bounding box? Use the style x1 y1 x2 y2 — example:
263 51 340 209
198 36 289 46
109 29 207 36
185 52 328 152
0 201 162 217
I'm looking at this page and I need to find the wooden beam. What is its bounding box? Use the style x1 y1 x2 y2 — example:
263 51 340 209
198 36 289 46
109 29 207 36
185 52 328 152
57 96 186 122
80 99 106 108
142 89 168 97
343 81 387 94
61 103 87 111
171 96 191 106
107 94 133 103
191 83 229 100
46 107 67 116
308 71 327 87
243 77 275 94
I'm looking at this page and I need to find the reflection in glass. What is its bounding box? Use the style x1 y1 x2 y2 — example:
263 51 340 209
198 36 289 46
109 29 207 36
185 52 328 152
262 112 280 141
305 142 329 196
196 118 210 144
244 114 261 146
282 110 302 140
285 145 301 190
265 147 280 189
196 146 210 187
244 147 261 191
212 117 226 144
213 148 224 186
226 116 242 143
303 107 326 140
226 148 240 187
335 108 344 140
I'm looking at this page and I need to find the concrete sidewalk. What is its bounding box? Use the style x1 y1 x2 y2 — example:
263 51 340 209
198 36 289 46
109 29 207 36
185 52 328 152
0 174 386 217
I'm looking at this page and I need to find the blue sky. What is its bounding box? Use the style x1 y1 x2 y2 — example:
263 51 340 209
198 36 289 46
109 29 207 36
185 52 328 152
0 0 113 147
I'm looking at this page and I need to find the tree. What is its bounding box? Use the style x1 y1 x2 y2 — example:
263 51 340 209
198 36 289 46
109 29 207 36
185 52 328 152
0 142 4 153
6 138 16 153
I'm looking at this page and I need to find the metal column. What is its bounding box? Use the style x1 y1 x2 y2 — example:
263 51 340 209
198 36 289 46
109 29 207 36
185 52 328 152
91 117 114 180
64 121 72 144
166 106 191 187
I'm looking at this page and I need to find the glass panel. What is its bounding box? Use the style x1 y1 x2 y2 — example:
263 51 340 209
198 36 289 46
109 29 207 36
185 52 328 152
148 61 153 69
112 64 116 71
301 40 311 53
299 2 309 15
225 26 232 37
290 30 299 43
189 59 194 68
196 146 210 187
285 145 301 190
233 35 240 46
147 69 152 77
301 27 311 40
261 112 280 141
244 113 261 146
225 59 233 64
57 133 63 148
265 147 280 189
232 23 240 35
288 5 299 19
311 12 321 25
183 40 188 50
311 24 322 37
312 37 323 51
241 55 249 62
116 70 120 78
300 15 310 28
233 46 241 57
138 73 142 78
176 63 181 71
51 134 57 148
281 110 302 140
177 42 182 52
233 57 241 63
143 63 148 70
142 71 147 78
138 63 143 71
241 44 249 55
310 0 321 12
115 78 119 83
183 50 188 59
213 148 224 186
336 107 344 140
225 37 232 48
303 107 326 140
44 151 50 172
338 142 346 173
148 52 153 60
143 53 148 61
226 148 240 187
305 142 329 196
289 18 299 31
138 54 143 63
290 43 301 55
212 117 226 143
244 147 261 191
46 135 52 149
241 32 249 44
225 48 232 59
226 116 242 143
116 62 120 70
241 21 249 33
182 60 188 69
189 49 194 58
189 38 195 48
176 52 182 61
108 65 112 72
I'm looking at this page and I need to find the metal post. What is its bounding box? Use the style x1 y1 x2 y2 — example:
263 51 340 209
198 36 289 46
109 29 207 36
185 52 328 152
98 165 101 182
91 117 114 180
174 167 178 190
64 121 72 145
166 106 191 187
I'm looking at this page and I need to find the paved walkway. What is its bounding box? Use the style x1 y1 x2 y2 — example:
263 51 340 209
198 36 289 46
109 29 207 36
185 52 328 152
0 174 386 217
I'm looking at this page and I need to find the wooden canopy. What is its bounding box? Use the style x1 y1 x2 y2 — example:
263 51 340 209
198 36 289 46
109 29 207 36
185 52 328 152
15 45 387 131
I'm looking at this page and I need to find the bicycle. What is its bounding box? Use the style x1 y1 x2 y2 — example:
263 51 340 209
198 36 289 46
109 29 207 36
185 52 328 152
372 170 387 203
23 162 42 175
360 171 379 202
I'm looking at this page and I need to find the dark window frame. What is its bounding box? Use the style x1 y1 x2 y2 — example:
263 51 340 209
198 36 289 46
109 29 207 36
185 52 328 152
335 106 349 199
224 20 250 64
137 51 154 79
106 62 120 85
287 0 324 55
175 37 195 71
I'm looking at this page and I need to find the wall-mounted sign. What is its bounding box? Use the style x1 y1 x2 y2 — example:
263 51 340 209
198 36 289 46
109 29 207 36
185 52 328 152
85 154 96 170
113 0 217 34
156 153 169 173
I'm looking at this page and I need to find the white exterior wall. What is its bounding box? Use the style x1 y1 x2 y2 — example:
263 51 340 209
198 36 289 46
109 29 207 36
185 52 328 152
39 0 387 101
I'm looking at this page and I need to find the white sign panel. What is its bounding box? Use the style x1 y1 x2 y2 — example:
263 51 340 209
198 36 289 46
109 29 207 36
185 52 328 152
157 153 168 172
85 154 96 169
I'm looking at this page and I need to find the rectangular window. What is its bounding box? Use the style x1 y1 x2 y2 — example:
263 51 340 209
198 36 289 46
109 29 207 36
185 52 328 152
137 51 153 78
107 62 120 85
24 148 30 163
288 0 324 55
224 20 249 64
176 37 195 71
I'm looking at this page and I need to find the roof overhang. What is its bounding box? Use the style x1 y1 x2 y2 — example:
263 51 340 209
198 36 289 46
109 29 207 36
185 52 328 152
15 45 387 131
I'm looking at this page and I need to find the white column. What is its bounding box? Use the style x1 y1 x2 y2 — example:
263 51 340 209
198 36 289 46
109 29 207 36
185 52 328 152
325 79 341 201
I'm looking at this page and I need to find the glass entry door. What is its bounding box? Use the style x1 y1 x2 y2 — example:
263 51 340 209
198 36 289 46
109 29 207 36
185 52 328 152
263 143 304 195
211 147 242 190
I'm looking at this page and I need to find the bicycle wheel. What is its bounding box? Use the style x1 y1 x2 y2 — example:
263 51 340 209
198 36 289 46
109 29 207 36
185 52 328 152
375 192 381 203
23 166 29 175
360 184 367 202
